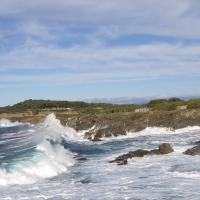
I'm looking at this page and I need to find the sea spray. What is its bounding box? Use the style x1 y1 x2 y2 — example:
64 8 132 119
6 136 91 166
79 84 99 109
0 118 22 127
0 113 82 186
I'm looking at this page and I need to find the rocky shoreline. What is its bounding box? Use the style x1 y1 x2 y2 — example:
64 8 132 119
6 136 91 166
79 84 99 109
1 109 200 141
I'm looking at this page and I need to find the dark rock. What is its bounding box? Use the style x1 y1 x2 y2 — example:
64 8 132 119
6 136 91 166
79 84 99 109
117 159 128 165
80 178 92 184
90 137 102 142
76 157 88 161
158 143 174 154
109 149 150 165
149 149 161 155
129 149 150 157
183 146 200 156
110 143 174 164
194 141 200 145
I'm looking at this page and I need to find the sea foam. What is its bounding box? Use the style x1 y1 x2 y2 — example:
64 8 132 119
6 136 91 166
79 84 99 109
0 114 81 186
0 118 22 127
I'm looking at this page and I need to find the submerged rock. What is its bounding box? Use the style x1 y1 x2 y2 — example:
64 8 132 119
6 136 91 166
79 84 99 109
183 146 200 156
110 143 174 165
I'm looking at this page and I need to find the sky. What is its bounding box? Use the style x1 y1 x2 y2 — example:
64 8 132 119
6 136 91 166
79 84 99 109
1 0 200 106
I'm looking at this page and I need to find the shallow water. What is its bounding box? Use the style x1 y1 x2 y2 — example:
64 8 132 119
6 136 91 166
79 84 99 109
0 115 200 200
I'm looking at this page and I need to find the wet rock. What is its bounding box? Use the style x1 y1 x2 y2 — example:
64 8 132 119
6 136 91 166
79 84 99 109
128 149 150 157
117 159 128 165
158 143 174 154
75 155 88 161
183 145 200 156
77 157 88 161
110 143 174 165
90 137 102 142
109 149 150 165
80 178 92 184
194 141 200 145
149 149 161 155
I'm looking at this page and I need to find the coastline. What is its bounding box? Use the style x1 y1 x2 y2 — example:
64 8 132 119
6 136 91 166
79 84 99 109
1 109 200 141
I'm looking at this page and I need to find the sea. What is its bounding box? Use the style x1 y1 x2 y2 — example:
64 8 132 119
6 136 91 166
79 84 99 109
0 113 200 200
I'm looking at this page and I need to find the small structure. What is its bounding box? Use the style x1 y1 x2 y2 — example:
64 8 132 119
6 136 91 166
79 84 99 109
42 107 72 111
176 105 188 110
135 107 150 113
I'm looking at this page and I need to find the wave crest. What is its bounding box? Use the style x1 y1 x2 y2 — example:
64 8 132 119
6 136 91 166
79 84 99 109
0 118 22 127
0 113 81 186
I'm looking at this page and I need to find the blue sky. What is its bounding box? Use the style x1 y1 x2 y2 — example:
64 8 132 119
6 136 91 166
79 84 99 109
1 0 200 106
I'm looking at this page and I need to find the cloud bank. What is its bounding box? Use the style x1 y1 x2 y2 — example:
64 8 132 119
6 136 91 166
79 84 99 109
0 0 200 102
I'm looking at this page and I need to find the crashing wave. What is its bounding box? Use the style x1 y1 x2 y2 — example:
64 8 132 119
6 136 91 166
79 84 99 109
0 118 22 127
0 113 83 186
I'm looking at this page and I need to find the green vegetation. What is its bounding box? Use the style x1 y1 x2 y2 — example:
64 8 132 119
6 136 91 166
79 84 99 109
1 97 200 114
1 99 138 114
147 97 185 111
187 99 200 109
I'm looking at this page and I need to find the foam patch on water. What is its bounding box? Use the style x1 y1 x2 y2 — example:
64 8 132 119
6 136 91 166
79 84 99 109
172 171 200 179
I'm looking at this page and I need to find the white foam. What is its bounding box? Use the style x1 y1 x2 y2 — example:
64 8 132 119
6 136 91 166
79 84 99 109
0 119 22 127
41 113 86 141
0 141 75 186
102 126 200 141
172 171 200 179
0 114 79 186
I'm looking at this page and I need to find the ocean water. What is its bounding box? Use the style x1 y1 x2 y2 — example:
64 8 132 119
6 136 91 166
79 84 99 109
0 114 200 200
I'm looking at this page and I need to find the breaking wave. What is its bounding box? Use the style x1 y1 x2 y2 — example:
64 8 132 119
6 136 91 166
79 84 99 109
0 114 83 186
0 118 22 127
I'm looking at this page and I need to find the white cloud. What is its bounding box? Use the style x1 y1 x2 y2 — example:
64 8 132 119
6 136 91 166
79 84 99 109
0 41 200 85
0 0 200 86
0 0 200 38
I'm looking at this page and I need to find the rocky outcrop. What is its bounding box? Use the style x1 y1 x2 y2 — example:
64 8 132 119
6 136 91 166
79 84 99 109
65 110 200 141
1 109 200 141
110 143 174 165
183 146 200 156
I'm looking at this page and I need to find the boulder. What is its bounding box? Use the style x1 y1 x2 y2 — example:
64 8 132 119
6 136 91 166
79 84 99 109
183 146 200 156
158 143 174 154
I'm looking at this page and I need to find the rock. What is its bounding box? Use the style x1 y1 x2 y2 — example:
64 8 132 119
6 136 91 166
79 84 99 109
149 149 161 155
117 159 128 165
158 143 174 154
110 143 174 164
128 149 150 157
109 149 150 165
183 146 200 156
91 137 102 142
76 157 88 161
80 178 92 184
194 141 200 145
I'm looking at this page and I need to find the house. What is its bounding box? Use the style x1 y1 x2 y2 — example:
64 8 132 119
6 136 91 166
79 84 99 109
176 105 188 110
135 107 150 113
